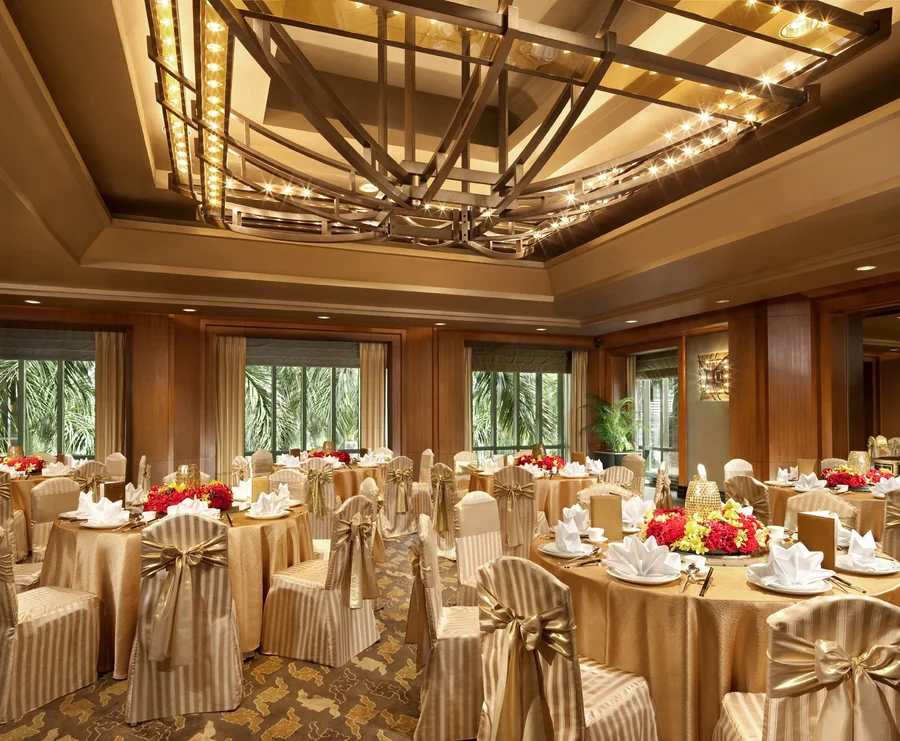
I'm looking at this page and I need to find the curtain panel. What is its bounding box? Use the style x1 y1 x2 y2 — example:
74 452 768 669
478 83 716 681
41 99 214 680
463 345 473 450
569 350 588 455
359 342 387 450
94 331 126 461
216 336 246 480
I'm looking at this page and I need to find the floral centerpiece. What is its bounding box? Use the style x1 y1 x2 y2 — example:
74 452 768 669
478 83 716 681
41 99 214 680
1 456 44 475
641 500 769 556
309 450 351 465
144 480 233 514
822 466 893 490
514 454 565 471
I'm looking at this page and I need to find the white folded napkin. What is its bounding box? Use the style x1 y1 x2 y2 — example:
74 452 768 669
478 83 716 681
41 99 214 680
554 518 583 554
794 472 827 491
250 490 290 516
64 454 76 468
358 453 381 467
519 462 544 478
560 461 587 478
42 461 71 477
847 530 879 570
873 476 900 496
125 483 144 505
776 467 790 484
562 503 589 532
790 466 798 479
323 455 344 469
604 535 681 577
73 459 92 470
622 498 654 528
837 523 852 549
74 492 95 518
747 542 834 588
232 478 253 502
84 497 129 526
167 497 220 518
276 454 302 468
275 483 291 499
0 464 23 479
586 458 604 474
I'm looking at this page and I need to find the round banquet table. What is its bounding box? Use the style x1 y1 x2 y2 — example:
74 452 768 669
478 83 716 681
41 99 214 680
767 484 885 540
530 537 900 741
467 472 597 523
273 464 385 502
39 508 314 679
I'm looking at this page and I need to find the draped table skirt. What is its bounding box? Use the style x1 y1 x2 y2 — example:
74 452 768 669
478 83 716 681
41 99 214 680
530 538 900 741
39 508 314 678
466 473 597 522
767 485 886 540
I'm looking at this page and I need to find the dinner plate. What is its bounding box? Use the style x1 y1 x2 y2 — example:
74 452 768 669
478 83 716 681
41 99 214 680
60 510 84 520
605 567 681 585
836 554 900 575
558 473 586 478
622 525 641 534
537 542 593 559
792 486 826 493
246 511 290 520
764 480 793 487
356 463 380 468
870 491 886 499
746 577 831 596
81 520 130 529
586 536 608 545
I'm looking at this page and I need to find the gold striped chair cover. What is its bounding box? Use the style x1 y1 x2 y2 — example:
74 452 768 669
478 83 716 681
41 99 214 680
454 490 502 607
884 490 900 560
869 436 891 460
430 463 456 559
0 527 100 723
300 458 340 543
261 495 379 666
712 596 900 741
621 454 646 497
597 465 636 493
0 472 25 566
30 478 80 563
407 514 480 741
820 457 847 473
578 482 636 507
104 452 127 482
125 514 242 723
890 438 900 457
373 446 393 457
162 470 211 485
74 460 108 501
654 462 672 510
231 455 250 485
724 458 753 481
453 451 478 474
250 449 274 476
724 476 772 526
419 448 435 484
476 557 658 741
784 491 858 531
358 478 386 565
382 455 417 539
493 466 537 559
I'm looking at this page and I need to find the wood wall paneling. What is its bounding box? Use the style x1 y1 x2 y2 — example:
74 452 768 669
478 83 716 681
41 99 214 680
401 327 435 470
727 304 768 479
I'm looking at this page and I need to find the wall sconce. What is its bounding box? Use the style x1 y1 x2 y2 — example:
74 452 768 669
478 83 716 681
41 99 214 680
699 352 729 401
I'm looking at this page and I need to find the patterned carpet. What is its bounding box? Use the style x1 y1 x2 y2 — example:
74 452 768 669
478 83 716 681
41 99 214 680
0 534 456 741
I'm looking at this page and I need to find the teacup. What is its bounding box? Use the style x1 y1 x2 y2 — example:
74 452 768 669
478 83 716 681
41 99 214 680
587 527 605 542
767 526 785 542
683 555 706 572
834 484 849 493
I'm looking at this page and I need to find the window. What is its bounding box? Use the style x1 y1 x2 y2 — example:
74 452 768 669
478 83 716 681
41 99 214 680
632 349 679 481
244 339 361 455
0 330 96 457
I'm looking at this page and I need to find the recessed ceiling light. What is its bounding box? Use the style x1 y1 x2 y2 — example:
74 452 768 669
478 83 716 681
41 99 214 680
24 299 41 305
359 182 380 193
182 308 197 313
625 319 638 324
434 322 446 326
536 328 547 332
716 299 730 304
856 265 877 272
318 315 330 320
780 16 819 39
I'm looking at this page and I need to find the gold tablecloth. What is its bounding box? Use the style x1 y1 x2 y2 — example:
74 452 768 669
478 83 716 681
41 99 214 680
768 486 885 540
39 508 314 678
530 539 900 741
272 465 385 501
466 473 596 521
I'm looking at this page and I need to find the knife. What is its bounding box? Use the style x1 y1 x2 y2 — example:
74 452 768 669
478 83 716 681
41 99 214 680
830 574 866 593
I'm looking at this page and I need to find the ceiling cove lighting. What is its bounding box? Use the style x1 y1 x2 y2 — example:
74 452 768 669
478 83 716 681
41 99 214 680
24 299 41 305
317 315 331 320
625 319 638 324
716 299 731 304
182 308 197 313
856 265 877 272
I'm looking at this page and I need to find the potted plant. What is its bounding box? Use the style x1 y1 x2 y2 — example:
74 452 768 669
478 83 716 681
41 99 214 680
588 395 638 468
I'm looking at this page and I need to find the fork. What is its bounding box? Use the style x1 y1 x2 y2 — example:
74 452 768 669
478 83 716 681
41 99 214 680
680 564 699 593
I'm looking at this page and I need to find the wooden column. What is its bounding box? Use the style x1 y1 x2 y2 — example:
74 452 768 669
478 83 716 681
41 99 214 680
728 303 768 478
401 327 436 467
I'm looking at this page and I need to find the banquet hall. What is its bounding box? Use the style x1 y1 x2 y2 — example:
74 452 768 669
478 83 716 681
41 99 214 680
1 0 900 739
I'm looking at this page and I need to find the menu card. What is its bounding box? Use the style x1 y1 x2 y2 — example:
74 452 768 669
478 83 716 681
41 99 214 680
590 494 623 542
797 512 836 570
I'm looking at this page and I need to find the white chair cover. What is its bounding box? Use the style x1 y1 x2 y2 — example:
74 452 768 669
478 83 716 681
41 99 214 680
784 491 858 531
251 449 274 475
621 453 646 496
406 514 480 740
454 491 501 607
724 476 771 526
493 466 537 559
30 478 80 563
476 557 658 741
261 495 379 666
419 448 435 484
454 451 478 474
724 458 754 481
105 452 127 481
598 465 636 493
0 527 99 722
125 514 242 723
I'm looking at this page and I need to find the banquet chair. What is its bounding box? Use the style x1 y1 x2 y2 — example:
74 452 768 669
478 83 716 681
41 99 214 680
126 514 242 723
136 455 151 494
231 455 250 485
453 450 478 474
597 466 635 493
30 477 80 564
577 483 633 513
890 437 900 456
711 595 900 741
358 478 386 565
418 448 434 484
0 472 33 588
784 491 858 531
382 455 417 538
454 490 501 606
621 453 647 497
723 458 753 481
373 446 393 457
261 495 379 666
654 461 672 510
162 470 211 485
0 527 100 723
884 490 900 560
869 435 891 459
724 476 771 526
493 465 536 559
251 449 274 475
74 460 108 501
820 457 847 472
301 458 341 546
407 514 480 741
476 557 658 741
105 452 127 482
796 458 819 476
571 451 587 466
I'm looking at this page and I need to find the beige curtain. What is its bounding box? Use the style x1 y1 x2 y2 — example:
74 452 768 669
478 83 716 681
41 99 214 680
216 336 246 481
463 345 473 450
569 350 588 455
360 342 387 450
95 331 126 461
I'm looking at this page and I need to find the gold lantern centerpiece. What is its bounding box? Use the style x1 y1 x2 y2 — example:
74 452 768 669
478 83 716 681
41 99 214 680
685 464 722 519
174 463 202 489
847 451 871 474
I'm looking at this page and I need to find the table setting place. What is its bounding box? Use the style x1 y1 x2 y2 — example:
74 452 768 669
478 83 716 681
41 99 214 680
356 452 388 467
246 489 292 519
540 503 596 558
41 461 72 477
275 453 304 468
764 466 798 487
622 498 655 534
558 461 588 478
61 492 133 529
791 472 829 492
871 475 900 499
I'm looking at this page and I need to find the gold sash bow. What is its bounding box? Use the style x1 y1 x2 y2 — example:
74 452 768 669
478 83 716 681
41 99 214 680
74 471 108 499
231 459 249 485
387 467 413 514
768 632 900 741
494 479 535 548
430 469 455 534
333 512 377 609
478 584 576 741
141 532 229 667
405 540 434 669
306 468 334 517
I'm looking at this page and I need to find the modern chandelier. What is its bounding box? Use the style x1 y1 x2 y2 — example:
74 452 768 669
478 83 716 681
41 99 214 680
145 0 887 258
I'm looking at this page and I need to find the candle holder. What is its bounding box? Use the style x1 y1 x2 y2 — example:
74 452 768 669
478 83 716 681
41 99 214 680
847 451 871 474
